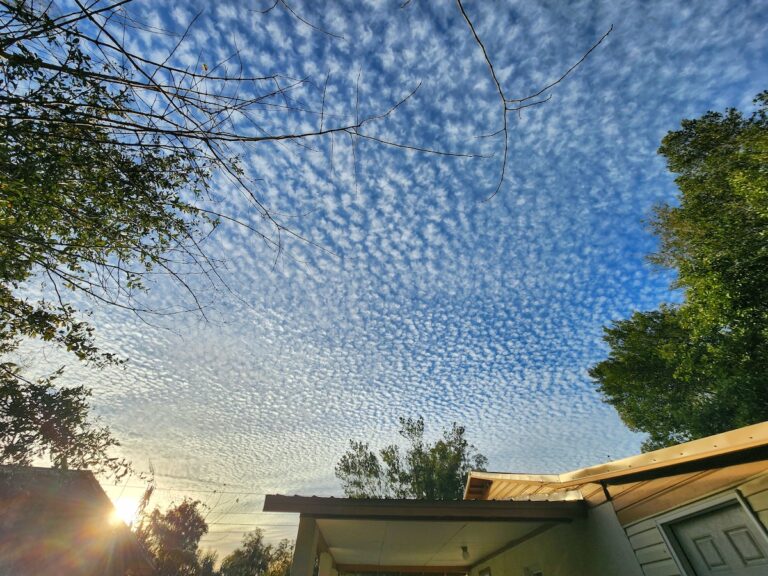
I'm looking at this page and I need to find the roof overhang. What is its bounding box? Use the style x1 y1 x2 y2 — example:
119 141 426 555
465 421 768 501
264 495 586 572
264 494 585 521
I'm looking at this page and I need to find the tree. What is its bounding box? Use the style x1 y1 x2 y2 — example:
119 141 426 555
590 92 768 450
0 363 129 475
198 552 219 576
1 0 224 362
136 498 212 576
335 416 488 500
219 530 293 576
133 481 293 576
2 0 225 474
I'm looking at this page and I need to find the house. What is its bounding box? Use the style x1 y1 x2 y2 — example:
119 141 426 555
264 421 768 576
0 465 154 576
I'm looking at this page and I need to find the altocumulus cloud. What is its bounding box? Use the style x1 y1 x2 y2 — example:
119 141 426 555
23 0 768 554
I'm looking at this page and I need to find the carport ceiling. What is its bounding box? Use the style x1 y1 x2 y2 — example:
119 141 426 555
263 495 586 573
318 518 547 570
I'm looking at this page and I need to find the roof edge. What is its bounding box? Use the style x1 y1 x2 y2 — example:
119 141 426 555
263 494 586 520
464 421 768 498
559 421 768 486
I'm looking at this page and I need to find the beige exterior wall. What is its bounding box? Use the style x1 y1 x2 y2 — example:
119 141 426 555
469 502 643 576
623 470 768 576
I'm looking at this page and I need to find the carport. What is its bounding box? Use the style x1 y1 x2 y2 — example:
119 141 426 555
262 495 586 576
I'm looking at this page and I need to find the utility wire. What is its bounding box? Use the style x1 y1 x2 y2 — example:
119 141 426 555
118 484 267 495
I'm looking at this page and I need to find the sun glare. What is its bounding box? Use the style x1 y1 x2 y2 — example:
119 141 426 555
110 497 140 527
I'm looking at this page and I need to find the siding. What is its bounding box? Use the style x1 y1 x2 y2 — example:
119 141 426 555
612 460 768 526
623 469 768 576
625 519 680 576
741 472 768 530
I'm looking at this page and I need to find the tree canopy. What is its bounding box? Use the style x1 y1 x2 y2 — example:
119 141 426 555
132 487 293 576
1 1 233 361
136 498 215 576
218 530 292 576
335 416 488 500
1 0 225 473
0 364 129 475
590 92 768 450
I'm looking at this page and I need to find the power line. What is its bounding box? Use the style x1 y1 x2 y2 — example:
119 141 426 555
118 484 267 495
203 530 268 535
206 512 295 516
202 527 297 536
205 522 297 527
106 481 300 533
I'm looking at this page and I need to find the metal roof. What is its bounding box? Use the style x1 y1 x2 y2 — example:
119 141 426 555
464 421 768 501
263 494 586 521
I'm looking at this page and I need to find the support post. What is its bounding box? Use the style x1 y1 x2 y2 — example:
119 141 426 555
290 515 319 576
318 551 335 576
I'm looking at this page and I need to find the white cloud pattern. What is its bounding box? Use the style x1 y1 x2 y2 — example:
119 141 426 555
23 0 768 556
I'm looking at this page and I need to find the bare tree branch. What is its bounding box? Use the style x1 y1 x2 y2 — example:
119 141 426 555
0 0 613 363
457 0 612 200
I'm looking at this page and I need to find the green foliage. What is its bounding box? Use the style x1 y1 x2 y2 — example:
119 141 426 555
198 551 220 576
1 6 211 363
335 416 488 500
134 497 293 576
219 530 293 576
136 498 212 576
0 1 215 475
0 362 129 476
591 92 768 450
652 92 768 327
589 307 738 450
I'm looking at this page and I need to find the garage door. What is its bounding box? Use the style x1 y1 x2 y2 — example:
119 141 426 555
669 502 768 575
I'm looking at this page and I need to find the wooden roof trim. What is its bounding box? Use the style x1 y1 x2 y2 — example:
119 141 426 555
263 494 586 521
559 421 768 486
468 472 562 484
464 421 768 498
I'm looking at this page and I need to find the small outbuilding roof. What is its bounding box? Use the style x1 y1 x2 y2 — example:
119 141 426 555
264 422 768 572
0 465 154 576
464 421 768 504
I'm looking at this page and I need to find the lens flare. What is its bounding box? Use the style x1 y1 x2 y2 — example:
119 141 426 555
110 497 140 527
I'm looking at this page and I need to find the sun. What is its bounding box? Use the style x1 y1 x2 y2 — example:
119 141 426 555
110 496 140 527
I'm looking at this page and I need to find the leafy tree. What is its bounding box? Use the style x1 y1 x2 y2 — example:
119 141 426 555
335 416 488 500
1 2 218 361
0 363 128 476
219 529 293 576
1 0 220 475
136 498 212 576
198 551 220 576
591 92 768 450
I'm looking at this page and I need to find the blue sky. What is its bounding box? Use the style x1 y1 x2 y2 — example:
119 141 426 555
24 0 768 557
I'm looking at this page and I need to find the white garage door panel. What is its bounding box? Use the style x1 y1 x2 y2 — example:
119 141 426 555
670 503 768 575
